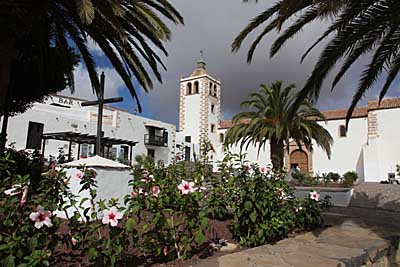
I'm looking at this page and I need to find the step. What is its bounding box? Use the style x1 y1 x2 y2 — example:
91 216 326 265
194 222 400 267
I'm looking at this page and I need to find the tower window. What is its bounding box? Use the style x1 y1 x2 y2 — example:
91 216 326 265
185 136 191 142
186 82 192 95
219 133 224 143
194 81 199 94
211 104 215 114
211 124 216 133
339 125 347 137
209 82 213 95
213 85 217 97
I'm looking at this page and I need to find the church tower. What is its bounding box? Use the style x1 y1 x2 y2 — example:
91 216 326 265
179 52 221 159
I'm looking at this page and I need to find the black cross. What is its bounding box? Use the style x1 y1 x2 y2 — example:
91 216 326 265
81 72 123 156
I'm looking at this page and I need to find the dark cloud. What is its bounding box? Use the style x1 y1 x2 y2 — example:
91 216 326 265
66 0 393 126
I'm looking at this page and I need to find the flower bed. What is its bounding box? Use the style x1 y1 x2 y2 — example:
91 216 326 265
294 186 353 207
0 151 330 266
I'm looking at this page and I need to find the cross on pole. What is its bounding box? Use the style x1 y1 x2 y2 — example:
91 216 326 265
81 72 123 156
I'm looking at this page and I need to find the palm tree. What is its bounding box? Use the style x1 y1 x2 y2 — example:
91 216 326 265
224 81 333 170
0 0 183 111
232 0 400 126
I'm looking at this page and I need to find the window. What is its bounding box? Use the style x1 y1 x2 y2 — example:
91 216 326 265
120 146 129 159
194 81 199 94
219 133 224 143
211 104 215 114
26 121 44 150
185 136 191 142
186 82 192 95
211 124 216 133
81 144 89 158
148 149 155 158
213 85 217 97
339 125 347 137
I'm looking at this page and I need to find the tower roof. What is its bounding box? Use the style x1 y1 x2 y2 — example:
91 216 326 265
190 51 208 77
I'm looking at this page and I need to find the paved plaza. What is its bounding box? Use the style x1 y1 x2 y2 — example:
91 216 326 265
194 183 400 267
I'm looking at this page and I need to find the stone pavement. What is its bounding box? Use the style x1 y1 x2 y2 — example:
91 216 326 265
194 183 400 267
350 183 400 212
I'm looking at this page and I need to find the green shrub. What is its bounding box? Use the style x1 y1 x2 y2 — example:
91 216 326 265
326 172 341 183
292 172 318 186
224 155 328 247
342 171 358 187
126 159 209 260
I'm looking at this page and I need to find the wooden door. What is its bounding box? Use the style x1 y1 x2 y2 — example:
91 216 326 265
290 150 308 174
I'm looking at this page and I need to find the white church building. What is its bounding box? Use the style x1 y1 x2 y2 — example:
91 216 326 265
3 56 400 182
177 56 400 183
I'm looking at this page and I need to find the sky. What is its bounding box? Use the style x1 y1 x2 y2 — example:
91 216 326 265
61 0 400 127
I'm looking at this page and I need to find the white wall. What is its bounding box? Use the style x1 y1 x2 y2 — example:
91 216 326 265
215 129 273 168
312 118 368 179
374 109 400 180
5 95 176 165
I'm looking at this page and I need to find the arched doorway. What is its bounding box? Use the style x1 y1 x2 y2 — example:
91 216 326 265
290 150 309 174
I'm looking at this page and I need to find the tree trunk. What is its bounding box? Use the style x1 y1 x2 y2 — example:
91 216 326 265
270 138 284 170
0 39 16 110
0 108 9 155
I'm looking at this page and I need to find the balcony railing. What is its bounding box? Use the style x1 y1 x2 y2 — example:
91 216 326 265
144 134 167 146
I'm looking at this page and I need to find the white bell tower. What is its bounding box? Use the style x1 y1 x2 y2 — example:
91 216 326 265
178 52 221 160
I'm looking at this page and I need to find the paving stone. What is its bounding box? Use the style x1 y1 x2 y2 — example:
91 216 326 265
193 184 400 267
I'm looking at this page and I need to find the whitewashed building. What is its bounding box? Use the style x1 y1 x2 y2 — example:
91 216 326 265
177 56 400 182
3 55 400 182
3 94 176 165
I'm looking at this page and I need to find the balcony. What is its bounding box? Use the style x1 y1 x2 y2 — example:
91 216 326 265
144 134 167 147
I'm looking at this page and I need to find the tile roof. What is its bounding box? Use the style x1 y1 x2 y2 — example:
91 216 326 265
219 97 400 129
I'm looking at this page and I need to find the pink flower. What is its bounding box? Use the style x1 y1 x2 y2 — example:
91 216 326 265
259 166 268 174
29 205 53 229
102 207 123 227
74 170 84 180
177 180 195 195
71 237 78 246
20 186 29 206
152 186 160 197
309 191 320 201
131 191 138 197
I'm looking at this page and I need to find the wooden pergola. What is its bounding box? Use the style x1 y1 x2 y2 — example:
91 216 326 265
41 131 138 163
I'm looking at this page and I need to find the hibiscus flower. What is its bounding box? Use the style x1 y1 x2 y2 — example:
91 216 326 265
152 186 160 197
309 191 320 201
102 207 123 227
259 166 268 174
29 205 53 229
74 170 84 180
177 180 195 195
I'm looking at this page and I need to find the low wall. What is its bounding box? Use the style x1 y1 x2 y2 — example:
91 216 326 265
294 187 354 207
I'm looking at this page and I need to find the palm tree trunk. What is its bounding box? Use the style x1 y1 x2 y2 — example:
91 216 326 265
270 138 284 170
0 40 16 109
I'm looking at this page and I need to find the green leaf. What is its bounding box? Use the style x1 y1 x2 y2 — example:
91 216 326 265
250 211 257 223
244 201 253 211
125 218 135 232
195 230 206 244
88 247 97 260
201 217 208 229
4 255 15 267
28 237 38 250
